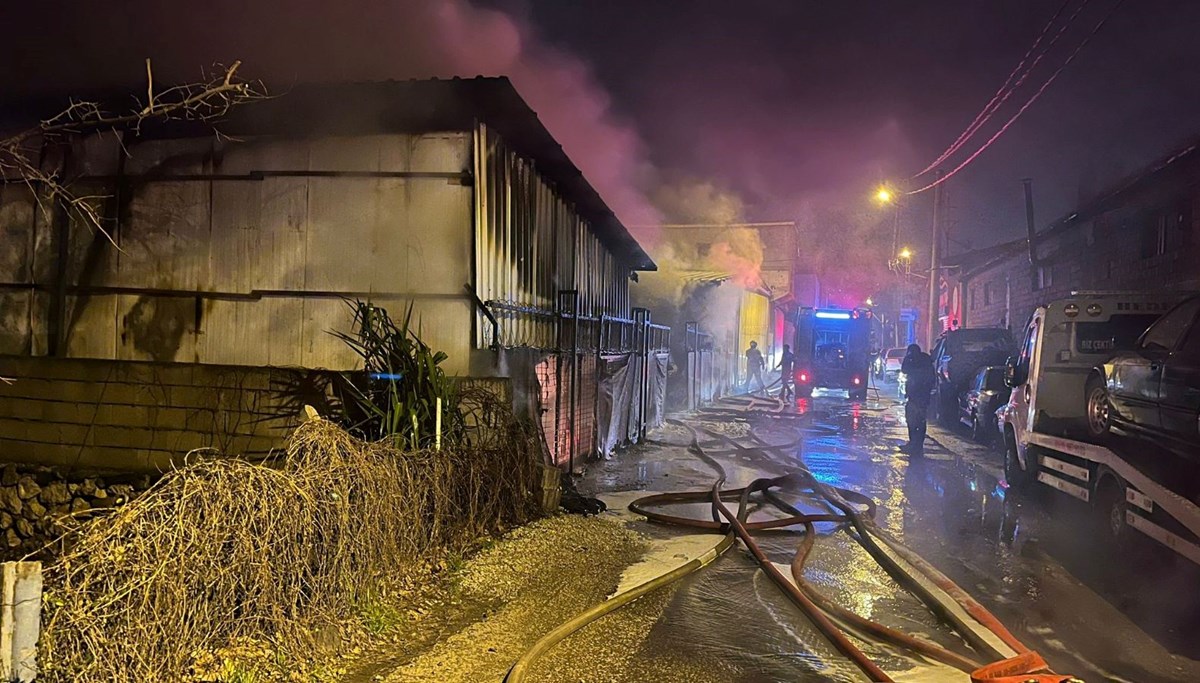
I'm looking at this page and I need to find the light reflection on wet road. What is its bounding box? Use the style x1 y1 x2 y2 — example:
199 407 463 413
583 383 1200 683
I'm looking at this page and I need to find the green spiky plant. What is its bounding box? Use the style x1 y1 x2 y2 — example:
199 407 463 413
328 300 465 449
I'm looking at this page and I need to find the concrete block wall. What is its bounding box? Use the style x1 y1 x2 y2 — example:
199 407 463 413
0 356 298 473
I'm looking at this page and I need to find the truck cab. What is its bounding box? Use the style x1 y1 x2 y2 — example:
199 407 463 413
1002 292 1181 486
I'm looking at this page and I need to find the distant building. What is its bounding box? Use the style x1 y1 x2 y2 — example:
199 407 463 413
944 138 1200 333
0 78 658 471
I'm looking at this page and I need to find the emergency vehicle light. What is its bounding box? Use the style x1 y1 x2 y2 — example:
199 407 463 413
815 311 851 320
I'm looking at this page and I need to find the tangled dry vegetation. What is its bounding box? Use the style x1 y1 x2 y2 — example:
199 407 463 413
39 417 542 682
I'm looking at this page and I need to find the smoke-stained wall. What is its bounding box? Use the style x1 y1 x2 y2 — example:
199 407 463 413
0 130 478 373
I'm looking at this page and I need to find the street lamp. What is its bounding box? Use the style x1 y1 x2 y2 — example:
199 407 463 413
874 186 893 204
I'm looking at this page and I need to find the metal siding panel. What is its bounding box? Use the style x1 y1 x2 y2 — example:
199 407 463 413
124 139 211 175
308 136 383 173
0 184 35 284
113 294 197 363
198 299 269 367
217 138 310 174
255 177 308 291
120 180 212 290
266 298 304 367
305 178 377 291
209 180 261 293
0 292 30 354
299 298 361 370
408 133 471 173
395 179 472 295
64 294 117 359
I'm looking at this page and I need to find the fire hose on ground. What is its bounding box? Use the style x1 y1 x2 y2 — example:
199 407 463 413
504 398 1082 683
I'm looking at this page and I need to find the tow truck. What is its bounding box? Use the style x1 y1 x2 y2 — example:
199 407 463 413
1001 291 1200 565
792 307 872 400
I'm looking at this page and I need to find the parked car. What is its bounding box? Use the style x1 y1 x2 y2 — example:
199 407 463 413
931 328 1015 424
880 347 906 379
958 366 1010 442
1086 294 1200 463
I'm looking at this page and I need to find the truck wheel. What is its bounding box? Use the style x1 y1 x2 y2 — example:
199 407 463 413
1093 475 1128 544
1085 375 1112 440
1004 436 1035 491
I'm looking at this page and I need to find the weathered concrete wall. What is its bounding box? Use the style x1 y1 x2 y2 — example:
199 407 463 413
0 356 298 472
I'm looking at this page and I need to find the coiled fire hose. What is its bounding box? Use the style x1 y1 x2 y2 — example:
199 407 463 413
505 401 1081 682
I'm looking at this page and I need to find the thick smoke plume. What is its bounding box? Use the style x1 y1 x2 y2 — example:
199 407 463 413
2 0 771 337
0 0 664 232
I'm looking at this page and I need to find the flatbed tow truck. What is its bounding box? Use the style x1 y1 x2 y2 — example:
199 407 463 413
1001 291 1200 566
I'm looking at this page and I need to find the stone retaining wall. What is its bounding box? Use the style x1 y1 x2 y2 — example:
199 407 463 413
0 463 153 560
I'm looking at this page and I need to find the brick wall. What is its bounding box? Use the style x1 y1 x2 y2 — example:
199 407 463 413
0 356 298 473
533 353 601 470
963 182 1200 332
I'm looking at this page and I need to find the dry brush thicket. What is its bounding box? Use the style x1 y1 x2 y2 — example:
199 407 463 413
39 415 542 682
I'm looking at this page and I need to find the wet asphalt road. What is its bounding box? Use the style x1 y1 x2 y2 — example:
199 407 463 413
581 379 1200 683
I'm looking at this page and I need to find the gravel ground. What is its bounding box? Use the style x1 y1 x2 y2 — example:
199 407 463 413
380 514 651 683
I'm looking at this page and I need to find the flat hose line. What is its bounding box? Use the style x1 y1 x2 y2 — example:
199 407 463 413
505 402 1073 682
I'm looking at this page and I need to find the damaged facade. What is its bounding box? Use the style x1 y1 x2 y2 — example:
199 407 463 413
0 78 660 472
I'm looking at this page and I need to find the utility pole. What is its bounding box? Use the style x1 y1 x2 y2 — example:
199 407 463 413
1023 178 1039 293
926 170 943 350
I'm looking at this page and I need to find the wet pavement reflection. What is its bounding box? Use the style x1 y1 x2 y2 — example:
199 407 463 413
584 382 1200 682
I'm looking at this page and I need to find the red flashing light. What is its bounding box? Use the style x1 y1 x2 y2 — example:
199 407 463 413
852 376 862 385
852 310 860 319
797 371 810 383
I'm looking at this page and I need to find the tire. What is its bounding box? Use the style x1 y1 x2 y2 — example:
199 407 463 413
1085 375 1112 441
1093 476 1128 544
1004 434 1035 491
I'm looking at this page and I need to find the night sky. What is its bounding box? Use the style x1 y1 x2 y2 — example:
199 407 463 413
4 1 1199 256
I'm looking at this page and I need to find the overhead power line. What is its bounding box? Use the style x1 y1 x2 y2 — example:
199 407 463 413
913 0 1084 177
907 0 1126 195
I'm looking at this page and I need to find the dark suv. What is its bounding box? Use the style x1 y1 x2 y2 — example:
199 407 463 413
1086 294 1200 463
930 328 1015 424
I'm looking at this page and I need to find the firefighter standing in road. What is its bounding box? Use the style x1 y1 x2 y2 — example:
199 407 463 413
776 343 795 401
745 341 766 394
900 343 934 456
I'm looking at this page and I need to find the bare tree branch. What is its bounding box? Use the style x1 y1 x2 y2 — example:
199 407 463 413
0 59 267 246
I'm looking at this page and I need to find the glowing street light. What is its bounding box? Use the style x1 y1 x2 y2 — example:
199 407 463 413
898 247 912 260
865 297 874 306
875 187 893 204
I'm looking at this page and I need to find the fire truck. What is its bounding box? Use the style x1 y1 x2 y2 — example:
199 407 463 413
792 307 873 400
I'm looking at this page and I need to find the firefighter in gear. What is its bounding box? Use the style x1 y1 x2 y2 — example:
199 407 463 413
900 343 934 456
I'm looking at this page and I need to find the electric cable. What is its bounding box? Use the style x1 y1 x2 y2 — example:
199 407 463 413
914 0 1082 177
908 0 1127 195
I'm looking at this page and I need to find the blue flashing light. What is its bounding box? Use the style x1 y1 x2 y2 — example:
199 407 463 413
370 372 404 381
814 311 851 320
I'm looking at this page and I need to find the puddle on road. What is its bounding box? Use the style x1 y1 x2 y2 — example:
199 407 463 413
584 393 1200 682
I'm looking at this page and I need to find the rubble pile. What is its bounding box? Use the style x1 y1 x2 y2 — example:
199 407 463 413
0 464 151 557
